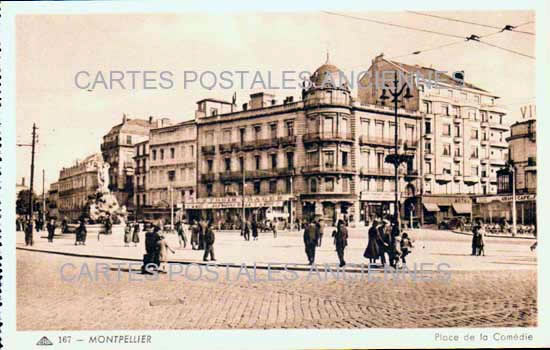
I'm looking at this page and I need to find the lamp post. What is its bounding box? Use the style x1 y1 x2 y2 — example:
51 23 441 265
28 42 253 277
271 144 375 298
380 71 413 232
510 166 517 236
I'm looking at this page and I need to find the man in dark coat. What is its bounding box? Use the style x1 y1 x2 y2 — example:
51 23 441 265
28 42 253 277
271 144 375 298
251 218 258 240
47 218 56 243
24 220 34 246
303 222 319 265
364 219 381 264
471 226 479 256
333 220 348 267
203 223 216 261
190 220 199 250
198 219 207 250
315 218 323 247
76 220 87 245
143 225 161 273
243 220 251 241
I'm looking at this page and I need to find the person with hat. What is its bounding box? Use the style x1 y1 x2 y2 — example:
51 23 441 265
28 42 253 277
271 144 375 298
203 222 216 262
333 219 348 267
364 219 381 264
75 219 87 245
303 221 319 265
46 218 56 243
142 224 162 273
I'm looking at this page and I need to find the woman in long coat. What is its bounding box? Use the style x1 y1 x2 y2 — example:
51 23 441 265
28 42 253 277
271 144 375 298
364 220 381 264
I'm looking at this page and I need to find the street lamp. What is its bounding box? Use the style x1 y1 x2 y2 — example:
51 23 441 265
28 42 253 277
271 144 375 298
509 165 517 236
380 71 413 233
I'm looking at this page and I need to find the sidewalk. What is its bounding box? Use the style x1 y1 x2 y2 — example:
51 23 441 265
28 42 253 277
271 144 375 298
16 227 537 271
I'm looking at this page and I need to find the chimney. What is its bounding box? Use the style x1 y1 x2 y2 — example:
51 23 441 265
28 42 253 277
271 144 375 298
242 103 248 111
149 116 153 124
21 177 25 187
122 113 127 123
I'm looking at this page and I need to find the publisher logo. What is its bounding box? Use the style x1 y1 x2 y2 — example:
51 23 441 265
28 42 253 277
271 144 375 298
36 336 53 346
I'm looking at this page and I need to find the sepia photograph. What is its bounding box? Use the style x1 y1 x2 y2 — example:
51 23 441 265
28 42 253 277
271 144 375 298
2 1 546 349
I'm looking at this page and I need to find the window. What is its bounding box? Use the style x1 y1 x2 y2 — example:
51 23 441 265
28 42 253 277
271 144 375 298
210 108 218 116
443 144 451 156
269 180 277 194
307 151 319 166
224 158 231 172
224 183 231 195
324 116 334 135
471 128 479 140
443 104 450 116
127 135 132 145
270 123 277 139
454 146 461 157
362 119 370 136
254 181 261 195
286 152 294 169
239 128 246 143
207 159 213 172
482 131 488 141
454 168 462 176
376 179 384 192
324 151 335 168
425 141 432 154
223 129 231 143
342 178 349 193
170 147 175 159
481 111 488 122
375 121 384 136
190 145 194 158
454 125 461 137
377 152 384 169
442 124 451 136
443 162 451 175
426 161 432 174
160 149 164 160
341 118 349 136
238 182 243 195
405 125 414 141
206 183 213 197
255 155 261 170
471 166 479 176
310 179 318 193
341 151 348 167
239 157 244 172
285 178 292 193
254 125 262 140
286 120 294 136
423 101 431 113
206 131 214 145
470 146 479 159
325 178 335 192
152 150 157 161
270 153 277 169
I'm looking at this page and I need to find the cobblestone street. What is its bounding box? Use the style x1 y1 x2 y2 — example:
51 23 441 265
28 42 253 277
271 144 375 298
17 249 537 330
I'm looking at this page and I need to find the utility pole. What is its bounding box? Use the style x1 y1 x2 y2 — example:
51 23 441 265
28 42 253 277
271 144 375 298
241 156 246 232
511 167 517 236
42 169 46 223
380 71 413 233
29 123 37 229
170 184 174 231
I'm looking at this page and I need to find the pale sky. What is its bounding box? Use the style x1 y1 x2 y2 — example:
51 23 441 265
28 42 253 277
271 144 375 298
16 11 535 190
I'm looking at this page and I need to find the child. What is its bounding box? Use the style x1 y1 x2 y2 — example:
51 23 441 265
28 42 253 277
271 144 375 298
157 235 175 272
400 232 414 264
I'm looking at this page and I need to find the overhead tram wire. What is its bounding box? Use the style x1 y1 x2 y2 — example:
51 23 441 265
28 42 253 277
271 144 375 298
406 11 535 35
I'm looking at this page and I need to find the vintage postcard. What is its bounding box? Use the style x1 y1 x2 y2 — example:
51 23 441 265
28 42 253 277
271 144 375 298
1 0 547 349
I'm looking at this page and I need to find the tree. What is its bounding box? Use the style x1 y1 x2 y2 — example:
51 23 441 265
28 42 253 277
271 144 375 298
16 190 39 216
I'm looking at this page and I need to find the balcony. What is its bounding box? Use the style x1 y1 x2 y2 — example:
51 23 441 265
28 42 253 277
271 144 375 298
454 175 462 182
303 164 354 175
463 175 480 184
453 117 461 124
489 122 509 131
453 136 462 143
219 171 243 181
526 157 537 172
303 132 354 144
403 140 418 149
453 155 462 162
219 143 233 154
481 175 490 182
490 158 506 166
359 135 395 147
481 139 489 146
404 169 419 179
200 173 217 182
424 173 434 180
424 152 434 160
435 173 453 183
278 135 297 147
489 140 508 148
360 167 394 177
480 158 489 165
424 132 433 140
201 145 216 155
480 121 489 128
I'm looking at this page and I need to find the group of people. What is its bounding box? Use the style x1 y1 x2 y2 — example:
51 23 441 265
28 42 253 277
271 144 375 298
241 219 260 241
302 218 349 267
188 220 216 261
19 216 58 246
363 219 413 268
123 222 141 247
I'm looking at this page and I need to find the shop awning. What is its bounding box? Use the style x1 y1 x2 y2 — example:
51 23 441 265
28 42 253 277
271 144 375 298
452 202 471 214
423 203 440 212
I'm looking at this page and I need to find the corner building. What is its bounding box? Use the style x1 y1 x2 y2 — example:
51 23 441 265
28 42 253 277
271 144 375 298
188 59 422 226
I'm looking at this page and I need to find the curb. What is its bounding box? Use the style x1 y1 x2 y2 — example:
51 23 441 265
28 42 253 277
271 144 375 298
16 246 446 274
451 230 536 240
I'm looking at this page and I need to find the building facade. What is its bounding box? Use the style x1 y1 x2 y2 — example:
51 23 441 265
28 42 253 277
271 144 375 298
358 54 509 225
186 59 422 227
57 153 102 221
133 140 149 219
100 114 169 211
145 120 197 222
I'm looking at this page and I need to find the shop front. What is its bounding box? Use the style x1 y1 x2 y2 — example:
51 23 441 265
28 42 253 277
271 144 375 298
184 194 293 229
359 191 398 225
419 195 472 226
473 193 536 225
301 195 355 226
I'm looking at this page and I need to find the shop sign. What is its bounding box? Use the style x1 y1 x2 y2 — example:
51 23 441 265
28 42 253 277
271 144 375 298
476 193 536 204
360 191 395 201
184 194 292 209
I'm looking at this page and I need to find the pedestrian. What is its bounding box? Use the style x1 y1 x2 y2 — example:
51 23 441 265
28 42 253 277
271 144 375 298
191 220 199 250
271 221 277 238
378 219 391 266
252 218 258 240
198 219 207 250
158 234 175 272
303 221 318 265
143 224 162 273
203 223 216 262
333 220 348 267
132 221 140 247
400 232 414 264
16 217 21 232
105 216 113 235
315 218 323 247
62 217 68 233
124 222 132 247
176 221 187 249
76 219 87 246
477 226 485 256
24 220 34 246
471 226 480 256
46 218 56 243
243 219 251 241
363 219 381 264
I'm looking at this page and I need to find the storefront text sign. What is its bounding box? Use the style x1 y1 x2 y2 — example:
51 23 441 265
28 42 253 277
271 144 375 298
476 194 536 204
184 195 292 209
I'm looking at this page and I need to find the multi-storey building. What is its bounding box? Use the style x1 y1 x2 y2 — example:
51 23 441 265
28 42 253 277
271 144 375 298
145 120 197 222
47 181 60 220
133 140 149 219
359 54 509 224
473 106 536 226
57 153 102 221
186 58 422 226
100 114 167 211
